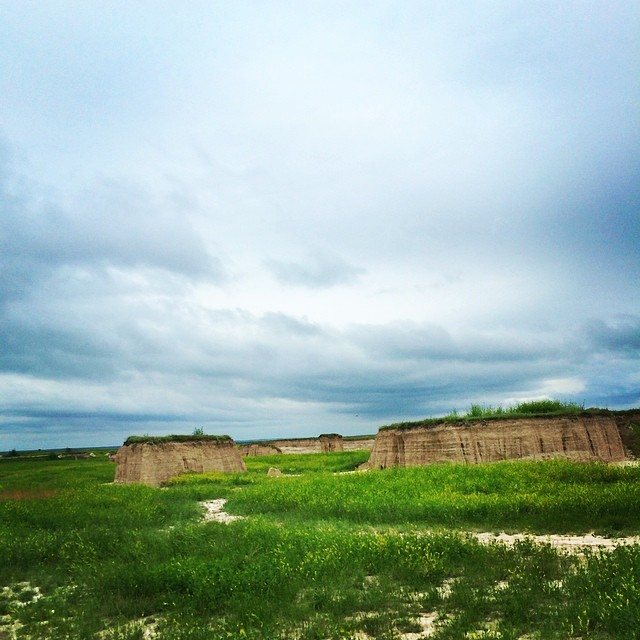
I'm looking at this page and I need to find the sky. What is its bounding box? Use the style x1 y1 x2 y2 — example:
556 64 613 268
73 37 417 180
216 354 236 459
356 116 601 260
1 1 639 450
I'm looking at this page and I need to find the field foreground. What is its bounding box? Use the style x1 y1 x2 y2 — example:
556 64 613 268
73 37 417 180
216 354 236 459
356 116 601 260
1 451 640 639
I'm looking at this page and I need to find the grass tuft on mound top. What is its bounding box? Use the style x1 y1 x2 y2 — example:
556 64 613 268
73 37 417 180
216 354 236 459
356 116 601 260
124 434 233 445
382 399 595 431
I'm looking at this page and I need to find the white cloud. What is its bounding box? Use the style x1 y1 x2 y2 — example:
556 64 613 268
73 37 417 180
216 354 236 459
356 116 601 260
0 1 638 448
541 378 587 396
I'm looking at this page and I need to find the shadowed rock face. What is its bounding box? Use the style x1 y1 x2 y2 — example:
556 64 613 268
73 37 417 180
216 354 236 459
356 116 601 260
613 411 640 458
366 416 627 470
113 440 246 486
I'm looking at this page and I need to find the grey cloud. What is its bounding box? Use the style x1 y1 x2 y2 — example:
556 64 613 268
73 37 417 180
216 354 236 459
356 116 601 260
265 254 364 289
0 321 118 380
345 321 572 367
261 312 326 338
347 322 457 361
181 316 586 419
2 302 638 448
585 316 640 353
1 3 638 449
3 408 179 424
0 155 225 309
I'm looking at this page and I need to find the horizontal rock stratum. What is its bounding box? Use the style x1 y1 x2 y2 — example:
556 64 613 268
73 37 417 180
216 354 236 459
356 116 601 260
239 434 376 455
239 433 347 455
365 415 627 470
113 435 246 486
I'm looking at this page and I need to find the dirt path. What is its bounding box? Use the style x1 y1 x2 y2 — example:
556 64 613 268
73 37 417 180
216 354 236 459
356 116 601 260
200 499 640 551
472 531 640 551
200 498 243 523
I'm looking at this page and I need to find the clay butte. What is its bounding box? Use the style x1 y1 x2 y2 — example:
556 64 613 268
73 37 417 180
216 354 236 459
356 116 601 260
365 414 628 470
239 433 375 456
113 435 245 487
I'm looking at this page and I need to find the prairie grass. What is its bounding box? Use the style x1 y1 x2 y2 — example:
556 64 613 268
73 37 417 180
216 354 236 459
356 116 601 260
458 399 585 419
1 450 640 638
124 434 232 445
225 457 640 535
385 399 589 430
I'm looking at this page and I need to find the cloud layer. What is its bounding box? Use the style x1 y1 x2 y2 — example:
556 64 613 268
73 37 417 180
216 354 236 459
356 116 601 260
1 2 639 449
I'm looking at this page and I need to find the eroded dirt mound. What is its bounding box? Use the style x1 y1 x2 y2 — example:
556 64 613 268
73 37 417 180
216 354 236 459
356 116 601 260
113 439 246 486
265 434 345 454
239 443 282 456
366 415 626 469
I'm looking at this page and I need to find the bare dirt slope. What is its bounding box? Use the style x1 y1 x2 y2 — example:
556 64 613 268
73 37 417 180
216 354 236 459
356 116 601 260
366 415 626 469
113 439 246 487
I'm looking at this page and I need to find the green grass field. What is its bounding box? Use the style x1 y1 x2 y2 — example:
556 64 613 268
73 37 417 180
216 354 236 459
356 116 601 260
1 450 640 639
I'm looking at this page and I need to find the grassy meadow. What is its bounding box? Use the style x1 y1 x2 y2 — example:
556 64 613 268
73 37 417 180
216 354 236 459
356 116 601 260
1 449 640 638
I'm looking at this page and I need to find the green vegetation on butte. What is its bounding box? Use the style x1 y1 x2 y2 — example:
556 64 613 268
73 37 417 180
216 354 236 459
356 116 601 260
2 413 640 639
124 434 233 445
381 399 591 430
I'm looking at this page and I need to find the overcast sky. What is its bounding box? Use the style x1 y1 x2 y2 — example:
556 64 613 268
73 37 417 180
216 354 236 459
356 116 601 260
1 1 639 450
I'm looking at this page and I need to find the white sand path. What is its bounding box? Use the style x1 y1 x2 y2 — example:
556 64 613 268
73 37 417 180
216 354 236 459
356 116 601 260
200 499 640 551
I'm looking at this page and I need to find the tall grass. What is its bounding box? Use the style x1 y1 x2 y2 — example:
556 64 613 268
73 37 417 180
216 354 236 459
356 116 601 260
2 451 640 638
386 398 588 430
225 458 640 535
455 398 586 419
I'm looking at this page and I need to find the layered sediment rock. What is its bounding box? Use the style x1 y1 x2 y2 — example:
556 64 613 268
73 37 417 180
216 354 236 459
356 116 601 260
239 443 282 457
113 437 246 486
319 434 343 452
240 433 375 455
267 434 345 454
366 415 626 470
612 410 640 458
343 436 376 451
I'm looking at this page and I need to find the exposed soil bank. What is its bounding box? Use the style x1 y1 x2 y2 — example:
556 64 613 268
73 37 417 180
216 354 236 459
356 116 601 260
113 439 246 486
366 415 627 469
240 434 375 455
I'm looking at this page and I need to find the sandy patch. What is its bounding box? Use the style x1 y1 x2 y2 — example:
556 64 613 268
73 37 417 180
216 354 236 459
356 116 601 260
199 500 640 551
472 531 640 551
200 499 243 523
401 613 438 639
